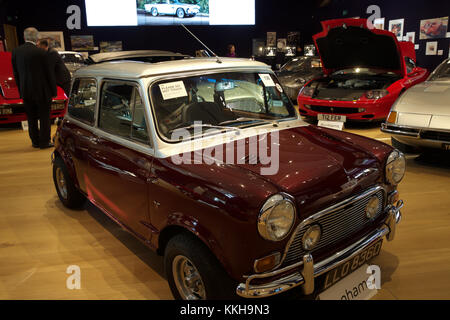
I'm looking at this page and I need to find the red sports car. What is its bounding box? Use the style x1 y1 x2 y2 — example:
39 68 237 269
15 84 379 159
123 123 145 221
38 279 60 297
298 19 429 122
0 52 67 124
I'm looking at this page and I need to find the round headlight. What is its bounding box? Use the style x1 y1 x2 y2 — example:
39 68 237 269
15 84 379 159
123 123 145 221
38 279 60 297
302 224 322 250
366 196 380 219
386 151 406 185
258 195 296 242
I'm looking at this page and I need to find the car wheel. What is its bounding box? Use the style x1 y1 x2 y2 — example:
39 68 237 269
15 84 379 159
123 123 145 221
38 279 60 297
151 8 158 16
164 233 237 300
53 156 86 209
391 137 419 154
176 8 185 18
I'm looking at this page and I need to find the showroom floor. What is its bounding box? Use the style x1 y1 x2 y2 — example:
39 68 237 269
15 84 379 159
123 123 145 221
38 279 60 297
0 122 449 300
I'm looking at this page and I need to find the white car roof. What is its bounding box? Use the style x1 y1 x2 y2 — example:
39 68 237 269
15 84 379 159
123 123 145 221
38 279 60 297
74 58 271 79
58 51 83 55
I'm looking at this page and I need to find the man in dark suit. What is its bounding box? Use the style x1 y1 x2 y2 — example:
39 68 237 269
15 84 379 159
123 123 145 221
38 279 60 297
37 39 71 95
11 27 56 149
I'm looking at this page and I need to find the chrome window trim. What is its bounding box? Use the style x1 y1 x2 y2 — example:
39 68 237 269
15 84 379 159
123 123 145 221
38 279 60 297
146 68 298 145
68 77 99 126
64 114 156 157
97 78 154 148
274 185 386 270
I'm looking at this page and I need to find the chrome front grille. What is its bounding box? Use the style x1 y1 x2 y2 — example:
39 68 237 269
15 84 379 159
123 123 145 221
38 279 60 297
281 187 385 267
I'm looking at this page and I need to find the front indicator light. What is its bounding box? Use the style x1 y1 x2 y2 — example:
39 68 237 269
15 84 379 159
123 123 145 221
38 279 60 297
254 252 281 273
387 111 398 124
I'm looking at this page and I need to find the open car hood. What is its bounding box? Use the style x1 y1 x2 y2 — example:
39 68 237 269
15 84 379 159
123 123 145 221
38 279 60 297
313 19 405 76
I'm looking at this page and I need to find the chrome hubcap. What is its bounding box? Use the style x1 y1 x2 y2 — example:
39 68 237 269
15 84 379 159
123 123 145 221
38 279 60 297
56 167 68 200
177 10 184 18
172 255 206 300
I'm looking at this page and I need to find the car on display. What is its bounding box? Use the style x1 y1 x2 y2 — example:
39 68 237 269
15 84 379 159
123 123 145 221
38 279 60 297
381 58 450 153
0 52 67 124
86 50 190 65
144 0 200 19
52 57 405 300
298 18 429 122
58 51 87 76
276 56 323 103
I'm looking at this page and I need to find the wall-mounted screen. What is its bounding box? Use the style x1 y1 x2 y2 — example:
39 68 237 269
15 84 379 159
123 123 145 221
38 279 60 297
85 0 255 26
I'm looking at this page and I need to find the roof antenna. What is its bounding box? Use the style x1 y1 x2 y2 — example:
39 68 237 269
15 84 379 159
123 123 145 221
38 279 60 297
181 24 222 64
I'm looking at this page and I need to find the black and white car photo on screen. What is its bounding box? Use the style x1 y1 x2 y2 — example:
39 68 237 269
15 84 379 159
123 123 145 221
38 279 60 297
85 0 255 26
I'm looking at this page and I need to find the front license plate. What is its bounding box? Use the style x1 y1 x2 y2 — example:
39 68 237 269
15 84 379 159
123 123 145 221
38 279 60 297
318 114 347 122
320 239 383 293
442 143 450 151
318 263 379 300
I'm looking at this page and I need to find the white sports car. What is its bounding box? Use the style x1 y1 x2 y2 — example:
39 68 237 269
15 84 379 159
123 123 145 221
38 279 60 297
382 58 450 152
144 0 200 19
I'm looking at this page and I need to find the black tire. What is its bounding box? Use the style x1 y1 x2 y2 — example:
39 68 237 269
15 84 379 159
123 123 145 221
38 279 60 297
176 8 185 18
164 233 237 300
391 137 419 154
151 7 158 16
53 156 86 209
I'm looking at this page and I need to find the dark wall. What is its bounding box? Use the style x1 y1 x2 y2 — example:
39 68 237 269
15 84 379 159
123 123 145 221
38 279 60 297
3 0 450 70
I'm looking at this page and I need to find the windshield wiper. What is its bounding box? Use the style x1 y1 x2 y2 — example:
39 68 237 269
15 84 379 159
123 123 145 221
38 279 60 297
218 117 272 127
168 123 241 137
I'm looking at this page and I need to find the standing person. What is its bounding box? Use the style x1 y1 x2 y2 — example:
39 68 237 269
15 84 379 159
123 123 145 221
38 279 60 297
37 39 71 96
11 27 56 149
226 44 236 57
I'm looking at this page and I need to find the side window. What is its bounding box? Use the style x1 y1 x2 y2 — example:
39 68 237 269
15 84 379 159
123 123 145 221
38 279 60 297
405 57 416 74
131 89 150 143
99 82 150 144
68 79 97 125
99 82 133 139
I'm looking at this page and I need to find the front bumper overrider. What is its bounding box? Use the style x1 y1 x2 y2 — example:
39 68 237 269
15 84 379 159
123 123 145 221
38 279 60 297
236 200 403 298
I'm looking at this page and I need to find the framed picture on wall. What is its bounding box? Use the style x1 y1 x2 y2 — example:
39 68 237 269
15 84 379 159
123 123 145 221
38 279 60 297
405 32 416 43
373 18 385 30
38 31 65 51
277 38 287 52
389 19 404 40
267 32 276 47
99 41 123 53
420 17 449 40
426 41 438 55
71 35 95 51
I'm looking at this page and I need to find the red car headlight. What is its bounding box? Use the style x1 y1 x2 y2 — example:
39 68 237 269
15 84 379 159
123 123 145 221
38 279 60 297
365 89 389 100
300 86 315 98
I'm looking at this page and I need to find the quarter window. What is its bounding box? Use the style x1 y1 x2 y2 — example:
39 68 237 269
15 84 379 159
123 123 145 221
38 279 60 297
68 79 97 124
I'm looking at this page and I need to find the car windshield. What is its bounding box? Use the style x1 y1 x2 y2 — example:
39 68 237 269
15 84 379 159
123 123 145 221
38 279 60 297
60 53 85 64
429 59 450 81
150 72 296 141
281 57 321 73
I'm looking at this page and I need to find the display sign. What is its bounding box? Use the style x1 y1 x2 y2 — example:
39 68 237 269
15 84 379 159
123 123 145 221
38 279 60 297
159 81 188 100
259 74 276 87
85 0 255 26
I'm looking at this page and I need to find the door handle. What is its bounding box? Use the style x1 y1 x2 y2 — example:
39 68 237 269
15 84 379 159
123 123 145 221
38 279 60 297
89 137 99 144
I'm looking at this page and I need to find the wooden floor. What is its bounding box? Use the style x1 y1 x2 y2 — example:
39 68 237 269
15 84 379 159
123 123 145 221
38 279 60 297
0 122 449 300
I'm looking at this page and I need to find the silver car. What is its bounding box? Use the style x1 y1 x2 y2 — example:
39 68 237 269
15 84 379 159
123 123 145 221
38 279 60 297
144 0 200 18
381 58 450 152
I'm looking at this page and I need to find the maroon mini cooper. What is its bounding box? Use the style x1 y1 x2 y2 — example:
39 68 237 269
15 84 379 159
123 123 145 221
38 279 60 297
52 57 405 299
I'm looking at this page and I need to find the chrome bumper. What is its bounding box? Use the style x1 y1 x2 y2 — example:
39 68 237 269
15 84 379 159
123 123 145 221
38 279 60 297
236 200 403 298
